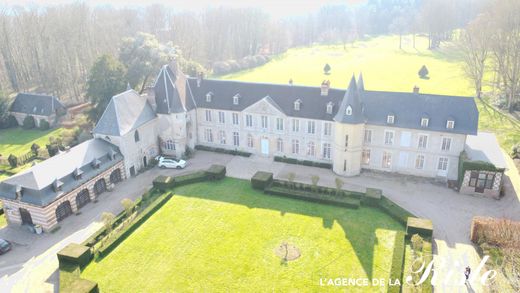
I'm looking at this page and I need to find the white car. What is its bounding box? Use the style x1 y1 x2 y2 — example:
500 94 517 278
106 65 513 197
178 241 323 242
157 157 187 169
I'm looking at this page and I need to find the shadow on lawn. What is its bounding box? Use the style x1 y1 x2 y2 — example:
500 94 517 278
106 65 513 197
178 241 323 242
172 178 405 280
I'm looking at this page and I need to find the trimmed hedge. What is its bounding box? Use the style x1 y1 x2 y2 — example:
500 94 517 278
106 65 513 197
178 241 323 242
362 188 382 206
378 196 415 226
272 179 364 200
388 231 406 293
97 192 173 258
206 164 226 180
195 145 251 157
265 186 361 209
57 243 92 268
251 171 273 190
175 171 208 186
406 217 433 238
153 175 173 191
62 278 99 293
273 156 332 169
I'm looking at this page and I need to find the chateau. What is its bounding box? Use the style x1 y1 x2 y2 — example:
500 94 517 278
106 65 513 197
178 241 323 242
94 62 479 181
0 62 507 231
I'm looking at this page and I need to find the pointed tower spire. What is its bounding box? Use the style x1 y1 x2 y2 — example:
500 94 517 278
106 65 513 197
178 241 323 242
357 72 364 91
153 64 185 114
333 74 364 124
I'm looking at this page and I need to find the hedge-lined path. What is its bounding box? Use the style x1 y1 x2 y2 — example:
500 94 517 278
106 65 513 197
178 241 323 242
0 151 233 292
0 150 518 292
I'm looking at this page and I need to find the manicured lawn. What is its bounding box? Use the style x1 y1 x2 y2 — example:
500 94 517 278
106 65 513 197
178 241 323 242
0 127 66 157
220 35 520 151
82 178 404 292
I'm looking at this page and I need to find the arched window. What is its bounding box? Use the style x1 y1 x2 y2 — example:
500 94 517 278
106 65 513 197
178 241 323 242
346 105 352 115
134 130 140 142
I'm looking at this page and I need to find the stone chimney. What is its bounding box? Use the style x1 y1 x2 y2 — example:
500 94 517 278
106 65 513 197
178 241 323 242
413 85 420 94
321 80 330 96
197 72 204 87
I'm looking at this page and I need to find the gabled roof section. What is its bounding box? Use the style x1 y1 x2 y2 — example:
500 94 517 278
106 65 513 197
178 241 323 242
243 95 286 116
334 75 365 124
93 89 156 136
10 93 65 116
0 139 123 206
153 65 185 114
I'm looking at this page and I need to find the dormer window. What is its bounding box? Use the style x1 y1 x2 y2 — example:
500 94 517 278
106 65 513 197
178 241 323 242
73 168 83 180
108 149 117 160
387 115 395 124
326 102 333 114
53 179 64 192
294 99 301 111
346 105 352 116
446 120 455 129
91 158 101 169
134 130 140 142
233 94 240 105
15 185 23 200
206 92 213 102
421 118 429 127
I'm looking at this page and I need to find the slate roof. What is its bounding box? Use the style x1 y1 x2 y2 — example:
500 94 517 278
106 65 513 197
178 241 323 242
153 65 186 114
465 132 507 169
334 75 365 124
93 90 157 136
0 139 123 206
9 93 65 116
187 77 479 135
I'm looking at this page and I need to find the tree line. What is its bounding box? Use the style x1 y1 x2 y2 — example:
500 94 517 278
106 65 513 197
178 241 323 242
459 0 520 112
0 0 490 107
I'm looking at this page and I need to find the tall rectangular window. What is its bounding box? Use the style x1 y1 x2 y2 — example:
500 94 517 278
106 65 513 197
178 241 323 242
218 111 225 124
441 137 451 151
382 152 392 168
219 130 226 144
205 110 212 122
247 135 254 148
384 131 394 145
418 134 428 149
307 121 315 134
292 119 299 132
277 138 284 152
232 113 239 125
322 143 331 160
364 129 372 144
204 128 213 142
362 150 371 165
233 132 239 146
324 122 331 136
276 118 284 131
415 154 425 169
345 135 349 147
292 139 299 154
438 157 448 170
307 141 315 156
245 114 253 127
261 115 268 129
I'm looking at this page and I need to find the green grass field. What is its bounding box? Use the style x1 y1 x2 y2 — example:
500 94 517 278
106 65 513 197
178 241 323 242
0 127 66 157
220 35 520 151
82 178 404 292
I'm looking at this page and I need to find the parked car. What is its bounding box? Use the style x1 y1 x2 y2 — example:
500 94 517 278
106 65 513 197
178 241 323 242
0 239 11 255
157 157 187 169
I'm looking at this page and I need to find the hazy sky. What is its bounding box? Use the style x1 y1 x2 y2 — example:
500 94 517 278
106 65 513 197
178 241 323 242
1 0 366 17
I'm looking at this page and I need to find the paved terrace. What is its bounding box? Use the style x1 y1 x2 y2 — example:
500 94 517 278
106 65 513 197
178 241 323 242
0 150 519 292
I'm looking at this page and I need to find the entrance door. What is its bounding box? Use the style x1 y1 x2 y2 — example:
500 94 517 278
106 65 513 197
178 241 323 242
143 156 148 168
130 166 136 176
19 208 33 225
261 139 269 156
76 189 91 209
55 201 73 222
94 179 107 195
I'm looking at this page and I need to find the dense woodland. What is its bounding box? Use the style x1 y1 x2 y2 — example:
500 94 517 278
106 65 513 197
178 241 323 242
0 0 518 115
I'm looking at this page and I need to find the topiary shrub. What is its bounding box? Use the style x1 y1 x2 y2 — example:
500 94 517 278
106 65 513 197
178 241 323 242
251 171 273 190
7 154 18 168
205 164 226 180
406 217 433 238
31 143 40 156
22 115 35 129
39 119 50 130
418 65 429 79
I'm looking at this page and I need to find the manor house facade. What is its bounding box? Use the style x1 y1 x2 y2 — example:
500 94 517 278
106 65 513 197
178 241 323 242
94 63 479 182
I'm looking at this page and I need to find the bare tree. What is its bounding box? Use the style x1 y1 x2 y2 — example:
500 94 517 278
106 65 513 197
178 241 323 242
459 16 489 99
